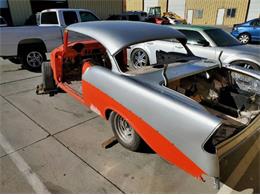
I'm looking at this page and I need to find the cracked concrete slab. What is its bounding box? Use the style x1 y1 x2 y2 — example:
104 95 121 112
6 90 97 134
0 137 122 193
55 117 217 193
0 96 48 157
0 59 40 84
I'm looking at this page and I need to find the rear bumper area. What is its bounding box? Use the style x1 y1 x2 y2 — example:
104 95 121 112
216 115 260 158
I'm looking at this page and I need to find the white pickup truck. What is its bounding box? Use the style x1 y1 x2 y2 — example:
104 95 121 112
0 9 100 70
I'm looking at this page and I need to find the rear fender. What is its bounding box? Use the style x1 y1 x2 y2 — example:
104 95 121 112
82 66 222 178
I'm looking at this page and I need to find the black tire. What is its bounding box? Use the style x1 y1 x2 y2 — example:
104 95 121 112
231 60 259 71
21 48 46 71
238 33 251 44
109 112 143 151
42 62 56 91
8 57 21 64
130 48 149 69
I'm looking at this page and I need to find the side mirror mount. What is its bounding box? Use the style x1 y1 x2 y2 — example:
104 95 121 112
197 40 210 47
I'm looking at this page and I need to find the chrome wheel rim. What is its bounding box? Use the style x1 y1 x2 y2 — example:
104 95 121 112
239 34 249 44
243 63 252 69
114 115 134 144
132 50 148 68
26 51 43 68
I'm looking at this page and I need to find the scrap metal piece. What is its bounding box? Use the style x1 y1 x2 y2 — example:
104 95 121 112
101 136 118 149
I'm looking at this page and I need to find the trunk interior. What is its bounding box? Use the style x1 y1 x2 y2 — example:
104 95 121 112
166 68 260 154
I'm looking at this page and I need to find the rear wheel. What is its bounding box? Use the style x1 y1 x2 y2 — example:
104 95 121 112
42 62 56 91
110 112 143 151
21 48 46 71
130 48 149 69
238 33 250 44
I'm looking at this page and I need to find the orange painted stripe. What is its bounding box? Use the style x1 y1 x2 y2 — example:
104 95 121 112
82 80 205 179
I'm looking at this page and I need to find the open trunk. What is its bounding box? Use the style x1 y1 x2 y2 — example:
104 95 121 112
166 68 260 155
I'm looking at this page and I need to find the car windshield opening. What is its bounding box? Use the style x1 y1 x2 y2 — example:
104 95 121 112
204 29 241 47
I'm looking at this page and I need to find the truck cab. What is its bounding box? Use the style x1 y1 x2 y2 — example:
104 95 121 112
39 9 100 27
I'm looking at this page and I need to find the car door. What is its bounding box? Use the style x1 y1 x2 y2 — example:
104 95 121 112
177 29 217 60
249 19 260 41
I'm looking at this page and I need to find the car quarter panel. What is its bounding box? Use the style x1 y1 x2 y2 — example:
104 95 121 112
81 66 222 178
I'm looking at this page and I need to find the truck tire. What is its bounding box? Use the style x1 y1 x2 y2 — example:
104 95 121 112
42 62 56 91
21 48 46 71
109 112 143 151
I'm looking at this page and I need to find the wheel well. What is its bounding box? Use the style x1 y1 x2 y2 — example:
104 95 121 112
105 109 113 120
18 39 47 56
239 32 251 38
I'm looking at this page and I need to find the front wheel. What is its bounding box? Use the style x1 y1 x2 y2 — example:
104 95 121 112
110 112 143 151
42 62 56 91
21 49 46 71
238 33 250 44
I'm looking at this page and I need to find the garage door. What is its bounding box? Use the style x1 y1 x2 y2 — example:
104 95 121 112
168 0 185 18
144 0 159 12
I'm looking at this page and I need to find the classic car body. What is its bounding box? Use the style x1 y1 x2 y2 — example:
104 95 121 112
43 21 260 182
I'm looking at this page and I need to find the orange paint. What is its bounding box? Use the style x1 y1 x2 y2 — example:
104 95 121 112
81 79 205 178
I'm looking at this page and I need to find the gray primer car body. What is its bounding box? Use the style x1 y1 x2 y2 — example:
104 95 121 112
65 21 260 179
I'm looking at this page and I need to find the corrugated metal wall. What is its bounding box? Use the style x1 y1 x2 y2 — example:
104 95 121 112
247 0 260 21
185 0 249 26
68 0 123 19
8 0 32 26
168 0 186 18
126 0 143 11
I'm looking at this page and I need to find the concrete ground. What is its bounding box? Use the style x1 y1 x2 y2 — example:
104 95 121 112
0 58 259 193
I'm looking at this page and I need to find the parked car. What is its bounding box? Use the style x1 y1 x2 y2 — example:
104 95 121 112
231 18 260 44
129 25 260 70
0 16 7 27
0 9 99 70
106 11 147 22
41 21 260 183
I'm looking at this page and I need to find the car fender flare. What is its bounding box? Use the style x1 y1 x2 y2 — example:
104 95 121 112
224 55 260 67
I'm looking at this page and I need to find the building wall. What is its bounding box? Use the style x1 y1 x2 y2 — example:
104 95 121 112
125 0 143 11
247 0 260 21
168 0 186 18
68 0 123 19
185 0 249 26
159 0 167 14
8 0 32 26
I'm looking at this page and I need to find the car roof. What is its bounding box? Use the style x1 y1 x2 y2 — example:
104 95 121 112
171 24 219 31
41 8 92 13
67 21 187 55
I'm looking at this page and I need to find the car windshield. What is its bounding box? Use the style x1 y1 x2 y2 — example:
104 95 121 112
204 29 241 47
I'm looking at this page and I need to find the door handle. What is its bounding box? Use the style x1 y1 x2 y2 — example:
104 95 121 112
175 46 183 49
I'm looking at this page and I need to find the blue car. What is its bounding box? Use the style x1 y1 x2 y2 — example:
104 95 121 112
231 18 260 44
